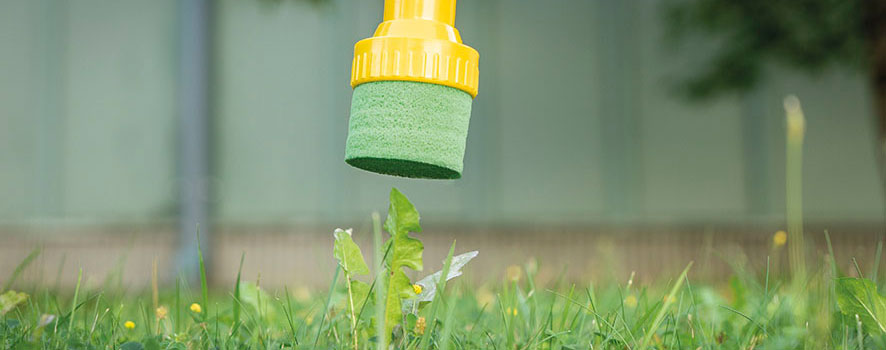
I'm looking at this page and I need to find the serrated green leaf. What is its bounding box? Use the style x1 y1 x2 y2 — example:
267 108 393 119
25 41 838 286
384 188 422 237
384 188 424 272
382 188 425 342
835 277 886 334
385 269 415 337
334 228 370 276
391 234 423 272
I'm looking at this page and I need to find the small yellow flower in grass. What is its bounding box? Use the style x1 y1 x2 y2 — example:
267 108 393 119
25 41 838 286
415 316 426 335
124 321 135 330
190 303 202 313
412 284 422 295
773 230 787 247
155 306 168 319
624 295 638 308
506 307 518 317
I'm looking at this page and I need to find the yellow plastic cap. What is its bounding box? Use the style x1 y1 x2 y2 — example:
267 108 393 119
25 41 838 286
350 0 479 98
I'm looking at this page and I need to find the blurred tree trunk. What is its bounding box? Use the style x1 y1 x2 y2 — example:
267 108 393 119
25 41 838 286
867 1 886 148
865 1 886 214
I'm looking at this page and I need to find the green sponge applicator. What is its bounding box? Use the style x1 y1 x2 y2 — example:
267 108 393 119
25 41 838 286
345 81 473 179
344 0 479 179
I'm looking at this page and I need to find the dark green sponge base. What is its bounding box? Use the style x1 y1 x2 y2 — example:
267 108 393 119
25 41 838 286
345 80 473 179
345 157 460 179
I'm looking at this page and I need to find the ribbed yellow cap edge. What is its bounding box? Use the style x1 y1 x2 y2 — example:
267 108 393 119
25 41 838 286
350 0 479 98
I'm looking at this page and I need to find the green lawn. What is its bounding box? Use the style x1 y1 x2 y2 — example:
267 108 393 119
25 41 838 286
1 189 884 349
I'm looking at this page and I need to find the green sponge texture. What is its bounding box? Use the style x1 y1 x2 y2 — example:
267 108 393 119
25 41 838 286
345 81 473 179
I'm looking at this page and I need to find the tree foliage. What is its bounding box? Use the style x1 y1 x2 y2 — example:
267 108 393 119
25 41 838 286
664 0 867 99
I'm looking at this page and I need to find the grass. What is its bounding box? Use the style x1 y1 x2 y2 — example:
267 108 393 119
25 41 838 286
2 238 886 350
3 197 886 350
2 97 884 349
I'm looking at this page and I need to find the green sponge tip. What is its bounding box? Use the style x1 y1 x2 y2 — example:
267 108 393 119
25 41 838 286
345 81 473 179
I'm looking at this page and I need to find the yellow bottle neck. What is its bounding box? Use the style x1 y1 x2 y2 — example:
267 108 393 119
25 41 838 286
383 0 457 26
376 0 461 42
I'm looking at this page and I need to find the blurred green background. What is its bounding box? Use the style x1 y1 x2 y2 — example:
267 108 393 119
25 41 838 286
0 0 881 286
2 0 879 225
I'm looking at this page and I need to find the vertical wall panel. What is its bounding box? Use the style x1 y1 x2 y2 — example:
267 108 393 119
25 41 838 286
61 0 177 221
215 0 347 224
495 0 605 223
635 2 747 221
0 0 41 220
0 0 176 223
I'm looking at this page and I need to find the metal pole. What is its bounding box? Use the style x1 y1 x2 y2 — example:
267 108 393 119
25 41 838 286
176 0 211 282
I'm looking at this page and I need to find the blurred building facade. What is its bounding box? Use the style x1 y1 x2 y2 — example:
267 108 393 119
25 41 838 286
2 0 880 227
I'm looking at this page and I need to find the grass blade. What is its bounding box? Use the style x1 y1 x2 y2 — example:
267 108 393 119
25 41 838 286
438 297 458 350
313 265 340 347
175 276 181 333
281 285 299 346
372 212 387 350
68 268 83 331
197 229 209 318
418 241 457 350
640 262 693 349
3 247 40 291
233 251 245 330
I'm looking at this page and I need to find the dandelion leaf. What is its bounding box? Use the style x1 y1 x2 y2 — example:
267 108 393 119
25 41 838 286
333 228 370 276
384 188 421 238
350 280 370 313
382 188 424 340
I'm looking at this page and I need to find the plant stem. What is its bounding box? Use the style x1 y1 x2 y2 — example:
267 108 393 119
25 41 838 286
344 268 358 350
785 95 807 282
372 212 386 350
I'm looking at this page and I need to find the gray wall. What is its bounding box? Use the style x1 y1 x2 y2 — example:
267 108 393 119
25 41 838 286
0 0 881 227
